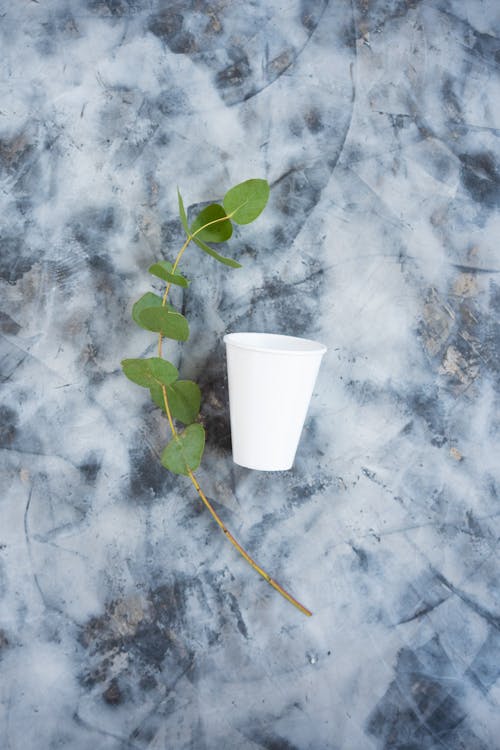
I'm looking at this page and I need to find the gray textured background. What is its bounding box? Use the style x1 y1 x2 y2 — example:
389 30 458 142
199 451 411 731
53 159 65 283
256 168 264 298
1 1 500 748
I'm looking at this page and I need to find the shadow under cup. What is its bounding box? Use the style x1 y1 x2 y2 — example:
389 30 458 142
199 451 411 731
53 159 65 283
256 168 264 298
223 332 327 471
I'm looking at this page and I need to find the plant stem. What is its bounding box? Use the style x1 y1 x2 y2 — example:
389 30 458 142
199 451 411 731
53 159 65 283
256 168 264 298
156 218 312 617
187 470 313 617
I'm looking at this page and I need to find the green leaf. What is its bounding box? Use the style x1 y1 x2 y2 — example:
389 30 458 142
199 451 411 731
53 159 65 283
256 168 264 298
177 187 190 236
148 260 189 288
190 204 232 243
167 380 201 424
132 292 162 328
191 234 242 269
149 383 167 411
161 423 205 475
138 307 189 341
121 357 179 388
223 178 270 225
150 380 201 425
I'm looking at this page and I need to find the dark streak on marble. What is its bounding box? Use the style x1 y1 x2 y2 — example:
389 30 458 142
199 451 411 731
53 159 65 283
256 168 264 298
367 636 478 750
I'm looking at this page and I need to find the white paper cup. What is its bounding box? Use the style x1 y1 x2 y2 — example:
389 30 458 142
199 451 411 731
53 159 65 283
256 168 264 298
223 332 327 471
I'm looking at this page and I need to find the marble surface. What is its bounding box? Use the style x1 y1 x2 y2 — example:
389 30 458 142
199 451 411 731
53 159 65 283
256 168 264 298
1 1 500 748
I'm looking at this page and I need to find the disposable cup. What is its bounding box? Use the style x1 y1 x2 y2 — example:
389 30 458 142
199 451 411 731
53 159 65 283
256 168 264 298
223 332 327 471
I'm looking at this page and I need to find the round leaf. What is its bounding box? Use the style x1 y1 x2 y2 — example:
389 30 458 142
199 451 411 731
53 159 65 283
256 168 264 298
223 179 270 225
149 261 189 288
132 292 162 328
161 423 205 475
167 380 201 424
149 380 201 424
121 358 178 388
190 204 232 243
138 307 189 341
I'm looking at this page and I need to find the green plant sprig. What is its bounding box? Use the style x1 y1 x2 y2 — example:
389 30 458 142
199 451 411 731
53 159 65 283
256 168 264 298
122 179 312 617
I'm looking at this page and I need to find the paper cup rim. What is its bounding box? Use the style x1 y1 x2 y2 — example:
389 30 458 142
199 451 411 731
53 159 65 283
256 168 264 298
224 332 327 356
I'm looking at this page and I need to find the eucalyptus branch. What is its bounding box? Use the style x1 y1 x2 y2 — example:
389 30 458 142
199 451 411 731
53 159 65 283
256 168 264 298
122 180 312 617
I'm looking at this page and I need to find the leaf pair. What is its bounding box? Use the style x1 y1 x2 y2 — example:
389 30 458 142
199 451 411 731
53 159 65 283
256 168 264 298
121 357 201 426
121 356 203 474
132 292 189 341
178 178 270 269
